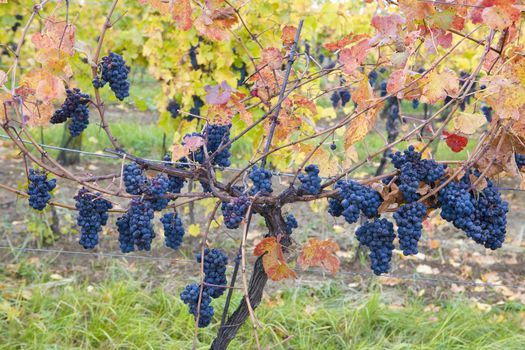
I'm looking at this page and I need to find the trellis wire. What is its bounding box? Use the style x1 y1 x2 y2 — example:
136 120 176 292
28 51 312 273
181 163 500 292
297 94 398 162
2 133 525 192
1 245 523 290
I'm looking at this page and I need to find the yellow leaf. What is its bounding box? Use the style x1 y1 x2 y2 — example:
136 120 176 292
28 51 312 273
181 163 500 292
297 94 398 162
188 224 201 237
420 68 458 104
344 113 375 149
453 112 486 135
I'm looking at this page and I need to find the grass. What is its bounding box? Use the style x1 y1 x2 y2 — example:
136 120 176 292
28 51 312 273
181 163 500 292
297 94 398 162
1 261 524 350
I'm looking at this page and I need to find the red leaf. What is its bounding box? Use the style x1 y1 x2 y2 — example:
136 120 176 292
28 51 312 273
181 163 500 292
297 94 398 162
443 131 468 152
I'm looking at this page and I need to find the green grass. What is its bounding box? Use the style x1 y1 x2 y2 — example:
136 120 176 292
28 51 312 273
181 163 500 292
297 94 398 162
1 262 524 350
30 121 166 159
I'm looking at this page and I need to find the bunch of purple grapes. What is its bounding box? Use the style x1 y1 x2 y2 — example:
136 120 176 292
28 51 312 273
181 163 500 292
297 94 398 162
75 188 113 249
27 169 56 211
92 52 130 100
50 88 91 137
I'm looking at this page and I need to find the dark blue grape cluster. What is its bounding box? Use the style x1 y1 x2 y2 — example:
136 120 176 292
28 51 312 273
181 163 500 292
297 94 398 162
285 214 298 234
515 154 525 169
145 174 170 211
205 123 232 167
161 212 185 250
123 162 148 195
117 199 155 253
167 100 180 118
248 165 273 195
438 173 508 250
189 95 204 120
330 143 337 151
116 213 133 253
92 52 130 100
481 105 492 122
50 88 91 137
196 248 228 298
368 70 378 87
180 284 214 328
329 180 382 223
412 99 420 109
189 45 199 70
232 62 248 86
386 102 400 142
221 196 250 229
200 181 212 193
27 169 56 211
163 154 186 194
379 80 387 97
389 146 446 202
330 89 351 108
393 202 427 255
298 164 321 195
75 188 113 249
355 218 395 275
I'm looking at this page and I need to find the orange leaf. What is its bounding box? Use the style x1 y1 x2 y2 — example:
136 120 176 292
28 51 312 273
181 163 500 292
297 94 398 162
265 260 297 281
171 144 190 162
261 48 283 70
172 0 193 30
298 238 340 275
254 237 295 281
339 39 370 76
281 25 297 46
292 95 317 115
31 17 75 56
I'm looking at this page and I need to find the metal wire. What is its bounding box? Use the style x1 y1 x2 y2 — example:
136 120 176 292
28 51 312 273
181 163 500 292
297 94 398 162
2 245 523 290
0 245 195 264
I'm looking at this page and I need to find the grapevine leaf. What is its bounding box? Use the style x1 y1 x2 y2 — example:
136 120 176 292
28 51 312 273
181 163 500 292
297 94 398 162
172 0 193 31
339 38 370 76
188 223 201 237
204 81 232 105
254 237 283 259
195 5 237 41
420 68 458 104
261 48 283 70
265 260 297 281
472 0 521 31
480 58 525 121
171 144 190 162
398 0 434 22
298 238 340 275
344 114 375 150
453 112 486 135
281 25 297 46
386 69 407 98
370 13 405 45
475 133 518 177
324 34 353 51
230 92 252 124
183 134 205 151
442 131 468 153
292 95 317 115
31 17 76 56
254 237 296 281
22 69 65 103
